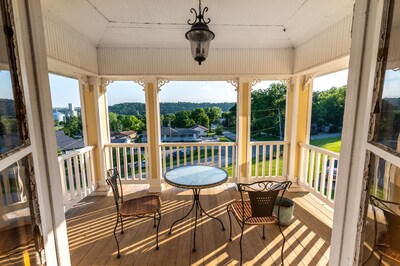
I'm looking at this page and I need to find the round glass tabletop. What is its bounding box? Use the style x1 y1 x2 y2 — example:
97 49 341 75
164 165 228 189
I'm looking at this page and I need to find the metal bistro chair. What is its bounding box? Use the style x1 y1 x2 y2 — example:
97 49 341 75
227 180 292 265
106 168 162 258
363 195 400 265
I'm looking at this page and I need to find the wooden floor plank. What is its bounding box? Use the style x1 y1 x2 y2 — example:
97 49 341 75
66 183 334 266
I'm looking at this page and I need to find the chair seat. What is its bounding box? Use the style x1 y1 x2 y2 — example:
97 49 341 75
229 200 277 225
120 195 161 217
377 234 400 263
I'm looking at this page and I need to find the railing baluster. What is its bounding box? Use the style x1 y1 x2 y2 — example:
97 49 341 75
262 144 266 178
73 155 82 198
314 152 321 192
309 150 315 187
383 160 391 200
197 145 201 164
58 158 68 205
123 147 128 180
116 147 121 178
191 146 194 165
138 147 143 179
162 146 166 175
67 158 74 199
268 145 273 177
177 146 180 167
218 146 222 168
79 153 87 197
320 155 328 197
327 157 335 201
255 145 259 178
184 146 187 166
169 146 173 169
275 145 280 177
232 145 236 179
224 145 228 169
131 147 136 180
282 143 288 177
144 147 149 180
211 145 215 166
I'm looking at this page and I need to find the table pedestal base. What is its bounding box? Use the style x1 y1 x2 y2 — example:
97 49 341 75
169 188 225 252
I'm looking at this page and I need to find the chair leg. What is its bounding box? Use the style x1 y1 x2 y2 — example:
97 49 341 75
239 223 244 266
120 215 124 234
155 210 161 250
278 223 285 265
227 205 233 241
262 225 266 240
153 213 156 228
113 215 121 258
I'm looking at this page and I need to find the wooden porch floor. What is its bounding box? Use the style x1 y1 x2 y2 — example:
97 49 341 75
66 184 333 266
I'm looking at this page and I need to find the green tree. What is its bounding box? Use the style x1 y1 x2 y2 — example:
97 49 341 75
120 115 145 131
63 116 82 137
222 104 236 131
311 86 346 132
215 126 223 136
172 111 195 128
205 107 222 125
251 83 286 137
190 108 210 128
109 112 121 131
161 113 176 127
0 117 5 136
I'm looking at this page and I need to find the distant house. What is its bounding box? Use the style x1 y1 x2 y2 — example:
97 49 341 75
191 125 208 136
56 130 84 153
110 130 137 143
142 126 201 142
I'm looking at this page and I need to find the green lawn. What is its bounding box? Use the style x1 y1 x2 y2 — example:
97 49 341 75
310 137 341 153
218 136 230 142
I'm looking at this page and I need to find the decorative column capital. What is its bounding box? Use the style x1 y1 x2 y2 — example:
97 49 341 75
133 78 146 88
227 79 238 90
302 74 316 90
157 78 169 89
251 79 261 87
78 75 89 91
100 78 114 93
281 77 293 91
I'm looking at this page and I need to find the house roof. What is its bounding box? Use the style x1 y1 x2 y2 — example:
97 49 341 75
56 130 84 151
145 127 199 136
191 125 208 131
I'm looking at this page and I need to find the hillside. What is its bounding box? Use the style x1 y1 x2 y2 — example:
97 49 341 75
108 102 235 115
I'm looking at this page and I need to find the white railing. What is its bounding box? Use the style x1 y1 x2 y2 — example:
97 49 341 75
58 145 96 212
299 143 340 208
160 142 237 181
105 143 150 183
250 141 290 180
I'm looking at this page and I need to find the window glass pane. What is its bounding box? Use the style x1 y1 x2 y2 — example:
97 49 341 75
0 154 43 264
374 0 400 152
0 71 23 154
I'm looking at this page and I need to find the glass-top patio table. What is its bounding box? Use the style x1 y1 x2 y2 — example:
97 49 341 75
164 165 228 252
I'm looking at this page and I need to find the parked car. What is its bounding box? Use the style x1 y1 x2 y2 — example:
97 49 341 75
172 149 190 158
134 161 148 168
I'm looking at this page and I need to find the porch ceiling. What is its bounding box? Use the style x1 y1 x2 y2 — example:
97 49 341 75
40 0 354 49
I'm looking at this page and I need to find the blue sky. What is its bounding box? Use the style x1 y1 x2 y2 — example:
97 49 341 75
1 69 353 107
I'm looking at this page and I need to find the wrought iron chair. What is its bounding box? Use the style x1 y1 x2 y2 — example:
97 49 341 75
106 168 162 258
363 195 400 265
227 181 292 265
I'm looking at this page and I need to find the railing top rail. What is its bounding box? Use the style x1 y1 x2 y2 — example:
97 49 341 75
58 145 96 161
104 143 149 148
159 142 237 147
249 141 289 145
299 142 340 158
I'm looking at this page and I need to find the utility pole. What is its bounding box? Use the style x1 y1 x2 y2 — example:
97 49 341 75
278 108 282 140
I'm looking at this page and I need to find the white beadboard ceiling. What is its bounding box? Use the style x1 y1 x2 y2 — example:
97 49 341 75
40 0 354 49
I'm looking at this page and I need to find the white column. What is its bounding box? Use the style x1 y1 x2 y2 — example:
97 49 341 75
144 77 162 192
236 77 252 183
